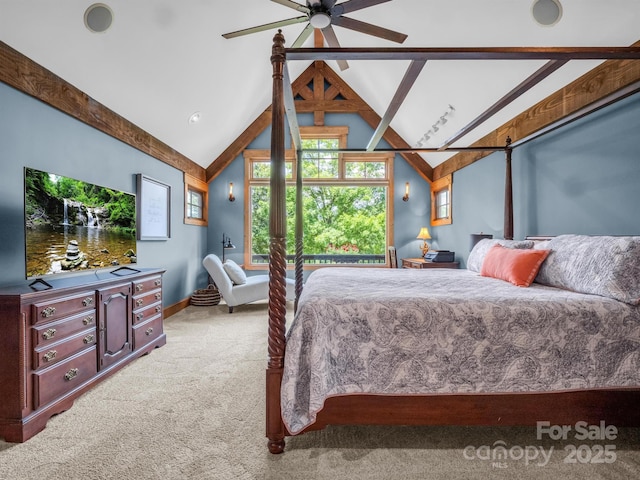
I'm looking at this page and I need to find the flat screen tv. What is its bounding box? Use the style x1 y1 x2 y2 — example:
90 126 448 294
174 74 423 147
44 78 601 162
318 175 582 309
24 167 137 279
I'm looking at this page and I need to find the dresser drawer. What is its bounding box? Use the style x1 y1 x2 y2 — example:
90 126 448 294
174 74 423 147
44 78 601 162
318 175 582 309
33 328 97 370
132 302 162 326
133 315 163 350
33 347 97 409
32 310 96 347
32 291 96 325
132 289 162 311
132 276 162 295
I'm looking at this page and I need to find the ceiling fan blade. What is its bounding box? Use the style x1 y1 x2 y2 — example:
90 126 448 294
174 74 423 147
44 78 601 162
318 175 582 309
321 25 349 70
292 23 314 47
270 0 310 14
331 0 391 16
222 16 308 39
332 15 407 44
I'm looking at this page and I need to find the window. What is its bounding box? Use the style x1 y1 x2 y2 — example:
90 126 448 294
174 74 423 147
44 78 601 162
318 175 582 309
184 173 208 226
245 127 394 269
430 174 452 226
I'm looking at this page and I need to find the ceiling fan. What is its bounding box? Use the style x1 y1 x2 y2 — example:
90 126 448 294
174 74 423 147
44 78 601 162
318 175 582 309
222 0 407 70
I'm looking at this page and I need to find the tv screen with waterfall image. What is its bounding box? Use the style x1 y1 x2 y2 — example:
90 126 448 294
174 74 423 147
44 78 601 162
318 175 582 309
24 167 137 278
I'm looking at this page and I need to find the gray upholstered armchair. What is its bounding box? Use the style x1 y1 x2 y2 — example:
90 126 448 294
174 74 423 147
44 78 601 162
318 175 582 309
202 254 295 313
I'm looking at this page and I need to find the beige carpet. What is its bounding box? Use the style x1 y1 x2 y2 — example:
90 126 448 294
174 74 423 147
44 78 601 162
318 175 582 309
1 302 639 480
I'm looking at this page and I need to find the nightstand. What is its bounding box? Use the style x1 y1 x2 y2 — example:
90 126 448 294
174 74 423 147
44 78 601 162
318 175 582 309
401 258 459 269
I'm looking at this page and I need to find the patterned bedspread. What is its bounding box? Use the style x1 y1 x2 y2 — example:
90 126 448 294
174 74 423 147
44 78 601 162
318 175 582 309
281 268 640 434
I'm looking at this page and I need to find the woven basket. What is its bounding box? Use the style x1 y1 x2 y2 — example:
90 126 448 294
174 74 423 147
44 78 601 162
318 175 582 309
190 284 221 306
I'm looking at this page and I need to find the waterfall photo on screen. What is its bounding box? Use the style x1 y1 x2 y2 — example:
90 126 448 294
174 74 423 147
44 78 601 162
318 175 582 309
24 167 137 278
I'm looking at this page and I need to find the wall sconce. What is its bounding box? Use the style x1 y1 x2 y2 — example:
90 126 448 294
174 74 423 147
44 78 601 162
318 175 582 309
402 182 410 202
417 227 432 256
228 182 235 202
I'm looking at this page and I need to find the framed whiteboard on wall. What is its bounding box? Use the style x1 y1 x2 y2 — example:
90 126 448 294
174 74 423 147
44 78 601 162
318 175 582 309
136 174 171 240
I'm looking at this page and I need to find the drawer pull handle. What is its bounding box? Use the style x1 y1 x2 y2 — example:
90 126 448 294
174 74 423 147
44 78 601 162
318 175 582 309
155 305 161 313
154 279 161 286
83 315 94 325
41 306 56 318
83 334 95 344
136 284 143 292
43 350 57 362
42 328 57 340
136 299 144 307
136 313 144 322
155 293 161 300
82 297 94 307
64 368 79 381
145 327 154 336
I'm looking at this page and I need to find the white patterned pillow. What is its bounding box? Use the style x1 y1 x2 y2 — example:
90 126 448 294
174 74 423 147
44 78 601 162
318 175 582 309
535 234 640 305
467 239 535 272
223 259 247 285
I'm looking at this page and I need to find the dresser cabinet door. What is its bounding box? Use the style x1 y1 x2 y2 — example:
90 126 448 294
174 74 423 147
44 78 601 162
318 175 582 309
97 283 132 370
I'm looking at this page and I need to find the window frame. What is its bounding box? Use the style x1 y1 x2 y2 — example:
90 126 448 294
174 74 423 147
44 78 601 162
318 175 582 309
183 173 208 226
244 126 394 269
430 174 452 226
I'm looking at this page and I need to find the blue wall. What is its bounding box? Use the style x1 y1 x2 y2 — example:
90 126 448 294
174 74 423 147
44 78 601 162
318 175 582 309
207 112 432 271
5 76 636 300
436 92 640 267
0 82 207 306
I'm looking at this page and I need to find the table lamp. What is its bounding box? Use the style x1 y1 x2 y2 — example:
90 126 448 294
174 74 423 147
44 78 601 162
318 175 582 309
417 227 431 256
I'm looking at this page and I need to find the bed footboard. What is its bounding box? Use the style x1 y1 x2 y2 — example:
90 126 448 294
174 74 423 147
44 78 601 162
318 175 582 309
300 390 640 433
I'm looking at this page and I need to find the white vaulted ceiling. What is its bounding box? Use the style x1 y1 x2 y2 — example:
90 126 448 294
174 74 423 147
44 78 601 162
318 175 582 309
1 1 639 169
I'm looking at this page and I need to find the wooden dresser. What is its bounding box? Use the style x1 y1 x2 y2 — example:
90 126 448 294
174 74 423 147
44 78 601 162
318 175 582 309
0 267 166 442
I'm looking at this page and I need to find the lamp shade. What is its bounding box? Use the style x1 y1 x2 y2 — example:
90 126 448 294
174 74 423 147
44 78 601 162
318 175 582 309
417 227 431 240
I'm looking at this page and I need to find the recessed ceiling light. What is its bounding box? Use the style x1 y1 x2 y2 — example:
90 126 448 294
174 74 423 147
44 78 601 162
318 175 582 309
531 0 562 27
84 3 114 33
188 112 202 124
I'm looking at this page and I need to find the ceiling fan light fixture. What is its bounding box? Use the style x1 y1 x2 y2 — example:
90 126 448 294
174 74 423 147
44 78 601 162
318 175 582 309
310 12 331 29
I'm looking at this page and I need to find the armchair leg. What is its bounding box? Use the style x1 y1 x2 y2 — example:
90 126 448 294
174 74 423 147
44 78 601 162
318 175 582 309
228 306 234 313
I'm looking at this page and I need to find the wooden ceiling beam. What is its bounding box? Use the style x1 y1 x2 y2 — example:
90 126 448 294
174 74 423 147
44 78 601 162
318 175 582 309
438 59 568 150
287 46 640 62
319 62 433 181
313 64 325 125
367 59 427 151
434 44 640 180
0 41 206 182
206 109 272 181
207 63 320 181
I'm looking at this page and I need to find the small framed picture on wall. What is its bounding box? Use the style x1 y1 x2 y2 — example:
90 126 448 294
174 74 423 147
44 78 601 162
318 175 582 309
136 174 171 240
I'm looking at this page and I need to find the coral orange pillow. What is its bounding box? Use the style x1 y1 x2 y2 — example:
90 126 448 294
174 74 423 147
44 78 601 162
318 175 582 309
480 244 551 287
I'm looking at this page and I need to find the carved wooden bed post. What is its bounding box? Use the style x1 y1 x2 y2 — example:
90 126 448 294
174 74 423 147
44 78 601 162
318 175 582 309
503 136 514 240
266 30 287 454
294 146 304 311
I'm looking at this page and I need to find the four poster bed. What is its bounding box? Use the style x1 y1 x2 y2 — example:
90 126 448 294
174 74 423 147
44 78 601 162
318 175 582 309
265 32 640 453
